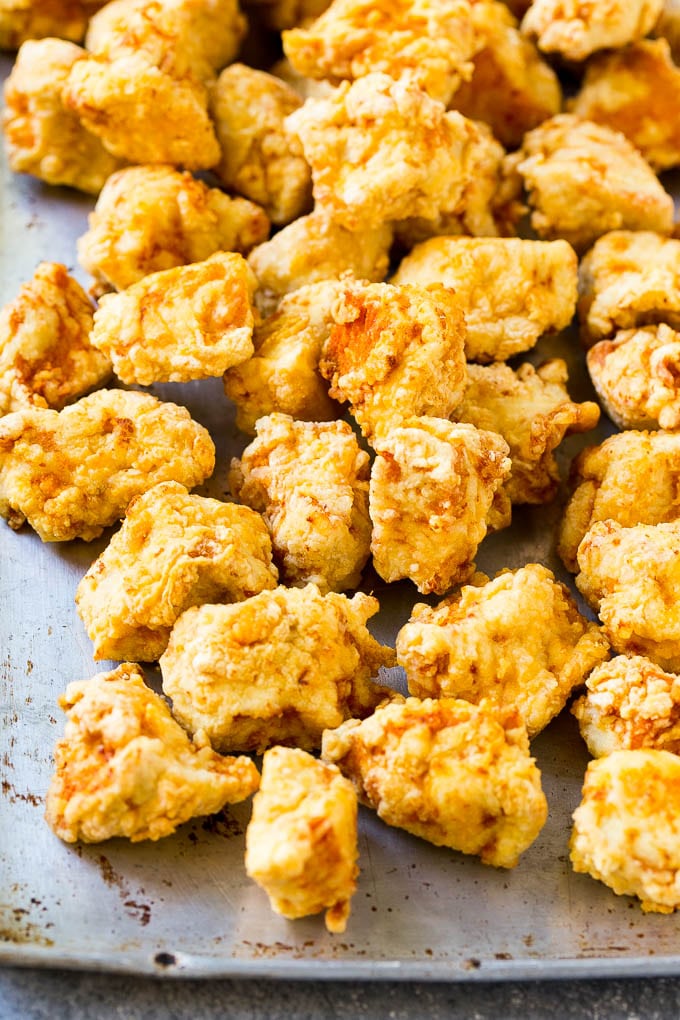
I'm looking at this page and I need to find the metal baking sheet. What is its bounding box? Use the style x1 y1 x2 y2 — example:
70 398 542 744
2 52 680 981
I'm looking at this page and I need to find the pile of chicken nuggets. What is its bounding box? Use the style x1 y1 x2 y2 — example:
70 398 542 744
4 0 680 933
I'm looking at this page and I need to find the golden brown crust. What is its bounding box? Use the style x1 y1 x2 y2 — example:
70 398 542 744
521 0 663 61
0 0 104 49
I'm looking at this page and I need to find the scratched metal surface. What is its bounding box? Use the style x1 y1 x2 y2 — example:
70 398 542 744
2 53 680 982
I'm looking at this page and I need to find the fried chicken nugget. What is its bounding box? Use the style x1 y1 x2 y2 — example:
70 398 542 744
0 0 103 50
570 749 680 913
0 262 110 416
521 0 662 62
229 414 370 593
455 360 600 505
322 696 548 868
45 663 260 843
75 481 278 662
160 584 396 753
369 418 511 594
0 388 215 541
245 746 358 933
78 165 269 293
397 565 609 738
392 237 577 364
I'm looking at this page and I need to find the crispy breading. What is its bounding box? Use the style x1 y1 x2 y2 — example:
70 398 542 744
210 64 311 227
241 0 331 30
369 418 511 594
229 414 371 593
245 746 358 933
270 56 336 99
513 115 674 254
392 237 577 363
558 431 680 573
160 584 396 753
0 262 110 416
321 696 548 868
0 0 103 49
570 749 680 913
75 481 278 662
455 360 600 505
2 38 123 193
0 388 214 541
78 165 269 293
45 663 260 843
397 565 609 738
319 281 467 441
90 252 257 385
654 0 680 60
521 0 663 62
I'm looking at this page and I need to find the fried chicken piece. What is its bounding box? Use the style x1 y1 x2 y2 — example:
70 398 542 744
0 0 103 49
654 0 680 60
0 262 110 416
392 237 577 364
78 165 269 293
319 281 467 441
45 663 260 843
455 360 600 505
76 481 278 662
241 0 331 30
160 584 396 753
210 64 312 227
570 749 680 913
0 388 214 541
513 115 674 254
2 38 123 193
397 565 609 738
521 0 662 62
245 746 358 933
369 418 511 594
558 431 680 573
322 696 548 868
229 414 370 593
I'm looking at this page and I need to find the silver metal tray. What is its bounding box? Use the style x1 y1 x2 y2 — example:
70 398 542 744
2 52 680 981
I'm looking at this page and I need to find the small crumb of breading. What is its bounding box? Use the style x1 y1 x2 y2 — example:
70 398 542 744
455 360 600 505
0 262 110 416
229 414 371 593
90 252 257 385
159 584 396 753
570 749 680 913
521 0 663 62
558 431 680 574
2 38 123 194
78 165 269 293
319 281 467 442
392 237 577 364
397 564 609 738
245 746 358 933
241 0 330 30
210 64 312 227
0 0 104 50
75 481 278 662
369 418 511 594
654 0 680 60
322 696 548 868
513 115 674 254
0 388 214 541
45 663 260 843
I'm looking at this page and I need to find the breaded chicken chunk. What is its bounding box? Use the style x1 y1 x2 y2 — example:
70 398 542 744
75 481 278 662
160 584 396 753
78 165 269 293
322 696 548 868
654 0 680 60
369 418 511 594
0 388 214 541
558 431 680 573
245 746 358 933
0 262 110 416
0 0 104 50
45 663 260 843
392 237 577 364
513 115 674 254
572 655 680 758
90 252 257 385
570 749 680 913
241 0 330 30
455 360 600 505
319 281 467 441
521 0 662 62
229 414 371 593
397 565 609 738
2 38 123 193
